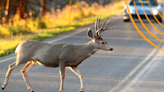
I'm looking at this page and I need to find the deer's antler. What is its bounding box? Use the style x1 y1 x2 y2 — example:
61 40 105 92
95 15 116 38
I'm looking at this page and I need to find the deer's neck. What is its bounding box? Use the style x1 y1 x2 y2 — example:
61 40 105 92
82 41 99 56
67 41 98 67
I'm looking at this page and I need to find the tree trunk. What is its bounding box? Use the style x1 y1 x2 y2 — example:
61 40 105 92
99 0 103 6
42 0 47 17
19 0 27 19
5 0 10 23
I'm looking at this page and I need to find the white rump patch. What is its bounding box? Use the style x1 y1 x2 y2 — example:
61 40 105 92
15 44 21 53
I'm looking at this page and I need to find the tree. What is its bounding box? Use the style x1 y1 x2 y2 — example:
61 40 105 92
42 0 47 17
19 0 27 19
5 0 10 23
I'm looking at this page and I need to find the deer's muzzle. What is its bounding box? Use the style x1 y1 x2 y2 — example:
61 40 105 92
109 48 113 51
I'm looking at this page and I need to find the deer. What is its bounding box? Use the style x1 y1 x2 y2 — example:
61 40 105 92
2 15 115 92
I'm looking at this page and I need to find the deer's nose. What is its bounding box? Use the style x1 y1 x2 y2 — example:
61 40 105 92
110 48 113 51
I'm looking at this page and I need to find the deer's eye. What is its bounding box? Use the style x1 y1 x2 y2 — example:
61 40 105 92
101 42 105 44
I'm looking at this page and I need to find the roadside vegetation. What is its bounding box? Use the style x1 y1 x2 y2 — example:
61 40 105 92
157 0 164 2
0 1 124 57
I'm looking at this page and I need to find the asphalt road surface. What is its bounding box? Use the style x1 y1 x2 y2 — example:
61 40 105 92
1 13 164 92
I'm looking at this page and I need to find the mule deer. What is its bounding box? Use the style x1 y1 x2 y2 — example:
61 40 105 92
2 15 115 92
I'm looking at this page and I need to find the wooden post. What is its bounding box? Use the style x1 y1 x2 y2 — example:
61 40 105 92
68 0 72 28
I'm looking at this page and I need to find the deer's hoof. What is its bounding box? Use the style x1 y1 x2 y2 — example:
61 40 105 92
31 91 34 92
80 91 84 92
2 87 4 90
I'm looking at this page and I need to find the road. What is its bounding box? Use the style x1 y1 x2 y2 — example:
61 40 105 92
0 14 164 92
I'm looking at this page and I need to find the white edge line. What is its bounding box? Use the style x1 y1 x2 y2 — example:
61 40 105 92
0 17 119 64
0 18 119 63
0 56 16 63
47 27 90 43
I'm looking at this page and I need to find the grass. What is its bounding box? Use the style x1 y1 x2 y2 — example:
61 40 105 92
0 1 124 57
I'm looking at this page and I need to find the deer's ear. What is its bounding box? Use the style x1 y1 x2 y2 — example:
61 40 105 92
87 28 96 39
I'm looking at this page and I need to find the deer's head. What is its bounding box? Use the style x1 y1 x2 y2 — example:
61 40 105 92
87 15 116 51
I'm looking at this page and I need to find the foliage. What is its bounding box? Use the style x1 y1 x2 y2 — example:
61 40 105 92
38 19 47 29
0 25 11 38
0 1 124 57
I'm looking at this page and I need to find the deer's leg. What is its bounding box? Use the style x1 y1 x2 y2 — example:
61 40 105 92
59 64 66 92
69 67 85 92
2 62 20 90
21 61 37 92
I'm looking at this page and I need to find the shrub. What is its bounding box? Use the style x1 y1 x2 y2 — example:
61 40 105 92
0 25 11 38
8 25 29 35
38 18 47 29
26 18 38 32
